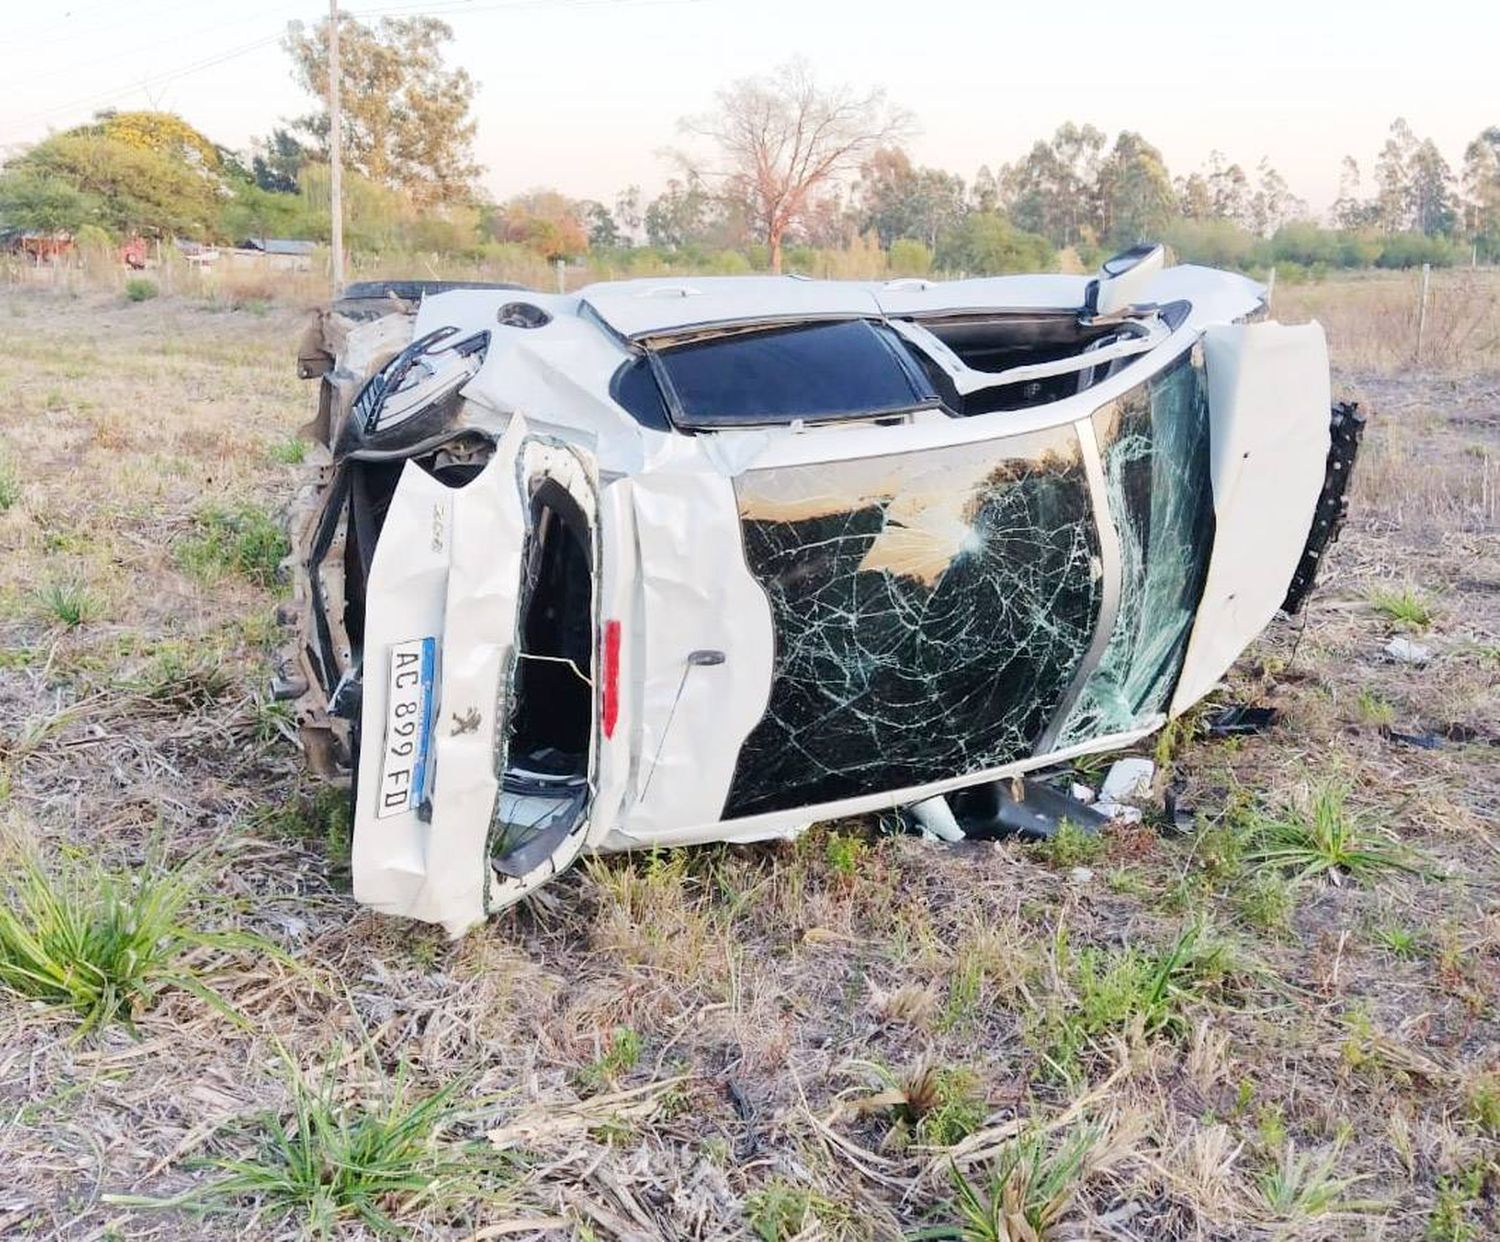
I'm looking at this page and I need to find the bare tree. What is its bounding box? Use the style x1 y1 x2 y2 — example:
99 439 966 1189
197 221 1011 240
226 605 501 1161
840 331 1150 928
679 59 910 272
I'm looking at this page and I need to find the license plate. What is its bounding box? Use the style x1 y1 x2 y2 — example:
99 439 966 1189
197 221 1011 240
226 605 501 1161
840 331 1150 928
376 637 437 818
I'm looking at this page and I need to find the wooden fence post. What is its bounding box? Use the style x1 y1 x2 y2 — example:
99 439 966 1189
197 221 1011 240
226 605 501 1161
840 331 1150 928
1415 262 1431 364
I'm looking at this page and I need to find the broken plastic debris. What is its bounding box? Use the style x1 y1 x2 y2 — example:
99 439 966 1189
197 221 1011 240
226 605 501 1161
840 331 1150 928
1162 785 1196 834
1091 802 1144 824
1085 757 1155 824
1099 758 1155 803
1206 704 1279 736
1384 637 1432 665
947 778 1109 841
1384 729 1442 750
907 794 965 842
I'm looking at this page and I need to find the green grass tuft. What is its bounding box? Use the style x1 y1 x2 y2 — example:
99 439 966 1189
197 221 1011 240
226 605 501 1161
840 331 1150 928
0 455 20 511
125 640 234 710
824 828 869 879
909 1065 987 1147
1246 783 1417 885
929 1125 1098 1242
0 843 217 1034
1464 1073 1500 1136
1369 584 1435 630
269 436 307 465
254 788 353 874
1426 1164 1486 1241
1256 1141 1382 1219
1354 689 1396 729
1235 869 1295 934
128 1057 514 1237
1035 818 1105 869
124 277 159 303
250 694 296 744
1038 921 1232 1079
841 1059 988 1152
940 947 988 1033
574 1025 642 1094
745 1178 854 1242
175 503 288 587
1082 924 1225 1036
1370 922 1423 960
35 577 97 628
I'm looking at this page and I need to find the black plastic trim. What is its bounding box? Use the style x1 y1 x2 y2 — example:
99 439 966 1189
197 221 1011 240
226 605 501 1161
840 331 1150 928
1281 401 1365 614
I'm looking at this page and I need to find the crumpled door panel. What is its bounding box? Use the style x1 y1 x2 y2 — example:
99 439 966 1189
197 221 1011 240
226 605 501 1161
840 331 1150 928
352 417 529 935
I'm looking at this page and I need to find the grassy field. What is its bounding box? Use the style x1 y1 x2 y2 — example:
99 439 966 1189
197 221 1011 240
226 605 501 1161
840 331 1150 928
0 271 1496 1241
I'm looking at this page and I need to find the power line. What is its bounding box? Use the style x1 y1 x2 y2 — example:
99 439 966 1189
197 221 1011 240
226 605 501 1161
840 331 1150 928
25 0 282 53
26 0 142 46
0 0 709 144
8 2 310 94
0 35 284 140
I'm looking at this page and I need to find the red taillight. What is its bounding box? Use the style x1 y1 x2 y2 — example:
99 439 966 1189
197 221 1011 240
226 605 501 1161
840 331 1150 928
601 619 621 739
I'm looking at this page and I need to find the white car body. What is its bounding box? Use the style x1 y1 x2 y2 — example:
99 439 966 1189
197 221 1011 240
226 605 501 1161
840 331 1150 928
283 255 1342 935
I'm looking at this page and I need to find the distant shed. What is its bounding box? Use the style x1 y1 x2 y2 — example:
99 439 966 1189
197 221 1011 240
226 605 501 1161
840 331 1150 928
228 237 317 272
241 238 317 257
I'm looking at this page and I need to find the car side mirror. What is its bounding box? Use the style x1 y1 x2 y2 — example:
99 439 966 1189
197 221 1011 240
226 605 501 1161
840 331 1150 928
1084 243 1166 318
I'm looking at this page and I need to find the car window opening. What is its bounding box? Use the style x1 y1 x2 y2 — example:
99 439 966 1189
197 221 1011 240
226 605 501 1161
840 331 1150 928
492 481 594 878
611 311 1169 430
648 318 938 430
906 312 1160 415
339 442 494 664
922 312 1123 373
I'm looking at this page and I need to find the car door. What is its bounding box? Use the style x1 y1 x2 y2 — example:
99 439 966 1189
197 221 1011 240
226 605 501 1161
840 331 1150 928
351 414 602 935
1170 322 1332 712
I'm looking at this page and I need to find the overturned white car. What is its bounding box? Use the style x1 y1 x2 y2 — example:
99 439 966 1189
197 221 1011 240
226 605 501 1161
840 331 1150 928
280 246 1360 934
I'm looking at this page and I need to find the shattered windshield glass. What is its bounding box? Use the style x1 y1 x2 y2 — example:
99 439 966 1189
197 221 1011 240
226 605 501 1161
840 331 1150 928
725 424 1101 817
1054 347 1215 745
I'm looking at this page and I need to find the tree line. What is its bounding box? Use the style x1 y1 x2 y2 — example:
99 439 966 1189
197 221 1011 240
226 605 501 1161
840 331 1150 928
2 13 1497 278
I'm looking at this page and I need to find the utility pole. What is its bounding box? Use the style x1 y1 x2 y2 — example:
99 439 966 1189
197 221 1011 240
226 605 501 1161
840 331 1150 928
328 0 345 296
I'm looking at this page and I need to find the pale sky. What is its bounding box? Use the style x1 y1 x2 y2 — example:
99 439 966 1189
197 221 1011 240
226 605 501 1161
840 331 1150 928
2 0 1494 218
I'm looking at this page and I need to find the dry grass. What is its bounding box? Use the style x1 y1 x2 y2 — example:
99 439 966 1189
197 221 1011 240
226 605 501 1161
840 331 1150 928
0 276 1496 1239
1278 269 1500 375
1 227 905 306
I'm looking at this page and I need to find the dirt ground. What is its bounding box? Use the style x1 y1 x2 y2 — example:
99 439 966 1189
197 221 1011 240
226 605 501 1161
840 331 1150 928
0 275 1496 1241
